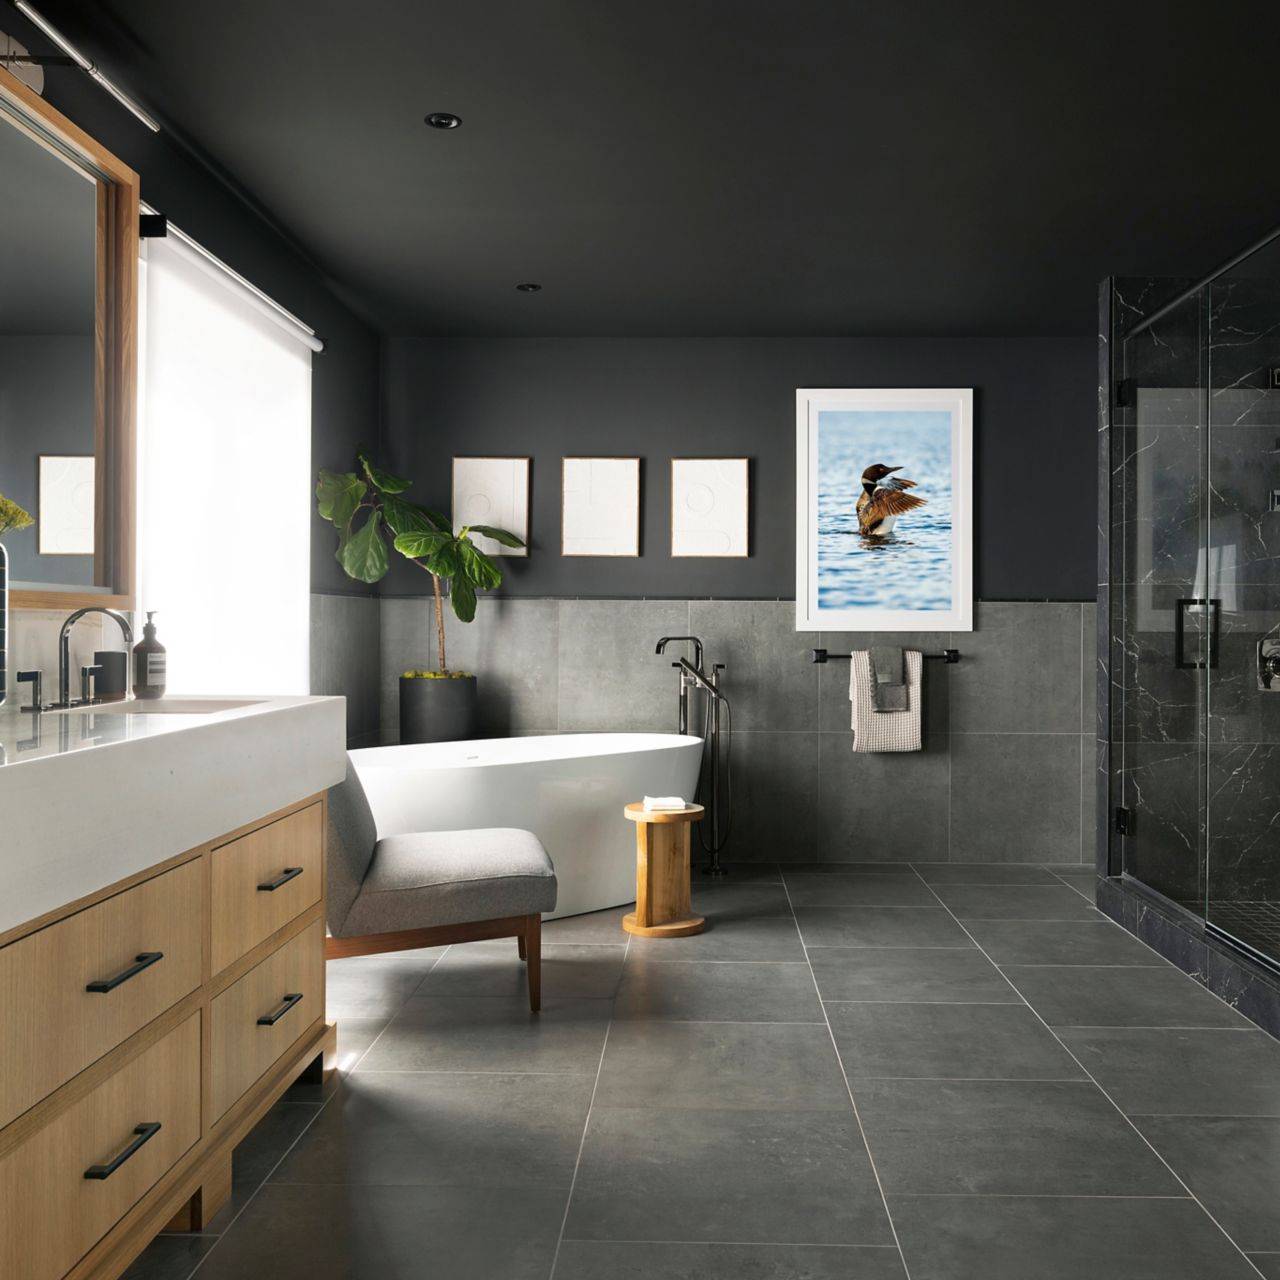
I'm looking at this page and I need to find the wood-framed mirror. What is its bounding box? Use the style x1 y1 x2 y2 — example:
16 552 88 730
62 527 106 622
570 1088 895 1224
0 63 138 610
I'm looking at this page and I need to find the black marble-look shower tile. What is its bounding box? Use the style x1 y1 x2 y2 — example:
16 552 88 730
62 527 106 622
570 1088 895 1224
1204 946 1280 1039
1119 744 1204 906
1206 742 1280 903
1134 900 1209 982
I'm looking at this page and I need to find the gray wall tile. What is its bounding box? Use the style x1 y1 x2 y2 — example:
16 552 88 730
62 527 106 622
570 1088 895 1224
1082 602 1097 733
729 731 820 862
557 599 690 732
951 733 1082 863
817 734 949 863
950 602 1082 733
311 592 380 747
690 600 817 731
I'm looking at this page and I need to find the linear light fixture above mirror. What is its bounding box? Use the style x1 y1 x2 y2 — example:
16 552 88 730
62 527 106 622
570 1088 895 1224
14 2 160 132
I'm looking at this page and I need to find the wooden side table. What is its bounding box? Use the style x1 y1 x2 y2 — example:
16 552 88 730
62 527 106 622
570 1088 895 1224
621 802 705 938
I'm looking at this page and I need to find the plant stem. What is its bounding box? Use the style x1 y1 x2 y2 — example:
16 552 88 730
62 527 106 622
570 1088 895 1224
431 573 447 673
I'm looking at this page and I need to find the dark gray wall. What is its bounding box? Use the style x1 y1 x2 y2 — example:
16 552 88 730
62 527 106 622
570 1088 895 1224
24 53 383 596
0 337 95 585
382 336 1096 600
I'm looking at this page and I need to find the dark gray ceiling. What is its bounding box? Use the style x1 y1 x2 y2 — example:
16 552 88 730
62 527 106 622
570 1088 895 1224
34 0 1280 336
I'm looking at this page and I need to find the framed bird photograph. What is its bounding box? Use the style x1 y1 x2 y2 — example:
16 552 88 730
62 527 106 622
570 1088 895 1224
795 388 973 631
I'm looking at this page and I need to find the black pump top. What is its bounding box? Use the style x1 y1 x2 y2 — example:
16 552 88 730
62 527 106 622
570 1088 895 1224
142 610 158 641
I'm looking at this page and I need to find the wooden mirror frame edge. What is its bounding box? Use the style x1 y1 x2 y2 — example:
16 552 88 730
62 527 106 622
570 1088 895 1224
0 63 138 612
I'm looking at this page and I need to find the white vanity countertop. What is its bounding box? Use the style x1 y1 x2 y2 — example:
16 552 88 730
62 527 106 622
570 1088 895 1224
0 694 347 935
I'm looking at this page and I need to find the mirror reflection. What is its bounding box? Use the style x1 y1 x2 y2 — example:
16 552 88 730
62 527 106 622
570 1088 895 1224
0 110 99 590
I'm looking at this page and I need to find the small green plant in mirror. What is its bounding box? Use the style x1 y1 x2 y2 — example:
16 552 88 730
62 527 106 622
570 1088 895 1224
0 495 34 537
316 452 525 674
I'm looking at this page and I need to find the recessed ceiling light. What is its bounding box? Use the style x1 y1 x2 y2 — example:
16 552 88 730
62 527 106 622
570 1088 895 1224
425 111 461 129
515 282 542 293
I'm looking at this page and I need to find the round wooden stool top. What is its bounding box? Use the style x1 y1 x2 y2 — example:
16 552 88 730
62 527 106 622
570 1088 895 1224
621 802 705 939
623 802 704 825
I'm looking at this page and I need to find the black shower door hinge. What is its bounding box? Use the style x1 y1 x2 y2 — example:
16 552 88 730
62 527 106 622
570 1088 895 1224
1114 806 1132 835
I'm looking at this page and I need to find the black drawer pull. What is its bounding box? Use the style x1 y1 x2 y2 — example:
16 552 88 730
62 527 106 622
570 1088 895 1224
257 992 304 1026
84 1122 161 1180
257 867 304 892
86 952 163 994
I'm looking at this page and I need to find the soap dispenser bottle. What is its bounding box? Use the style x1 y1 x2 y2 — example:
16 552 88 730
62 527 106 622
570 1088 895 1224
132 611 166 700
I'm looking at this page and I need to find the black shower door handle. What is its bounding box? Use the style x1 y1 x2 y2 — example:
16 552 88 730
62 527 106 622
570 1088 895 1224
1175 599 1221 670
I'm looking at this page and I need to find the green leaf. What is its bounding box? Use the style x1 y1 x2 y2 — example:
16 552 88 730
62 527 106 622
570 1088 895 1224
450 575 477 623
340 511 390 582
383 495 450 537
467 524 525 549
316 470 366 528
393 529 451 560
425 542 462 579
357 451 411 494
458 538 503 589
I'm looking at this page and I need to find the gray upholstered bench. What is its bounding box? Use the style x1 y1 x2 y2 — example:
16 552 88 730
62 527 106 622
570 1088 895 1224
325 766 558 1011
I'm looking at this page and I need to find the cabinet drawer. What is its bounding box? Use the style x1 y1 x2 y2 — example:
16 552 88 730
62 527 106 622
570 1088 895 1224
210 920 324 1122
0 1014 201 1280
0 859 204 1130
210 802 323 975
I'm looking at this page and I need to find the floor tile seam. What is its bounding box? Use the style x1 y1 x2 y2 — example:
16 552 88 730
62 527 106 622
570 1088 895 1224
992 963 1169 970
885 1191 1196 1200
548 931 629 1279
347 1067 602 1076
556 1238 902 1248
1124 1112 1280 1120
780 874 916 1280
843 1076 1092 1084
821 1000 1028 1007
611 1018 830 1026
912 874 1266 1271
1049 869 1096 903
1038 1025 1257 1032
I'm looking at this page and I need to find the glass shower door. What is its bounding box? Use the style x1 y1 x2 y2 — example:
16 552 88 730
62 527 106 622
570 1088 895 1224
1116 287 1209 914
1206 240 1280 964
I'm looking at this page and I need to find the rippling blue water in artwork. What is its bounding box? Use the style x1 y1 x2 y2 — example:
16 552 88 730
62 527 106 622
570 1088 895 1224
817 410 953 612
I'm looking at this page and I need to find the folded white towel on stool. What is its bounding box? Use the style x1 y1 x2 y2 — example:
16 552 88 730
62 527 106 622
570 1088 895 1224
643 795 688 811
850 651 922 752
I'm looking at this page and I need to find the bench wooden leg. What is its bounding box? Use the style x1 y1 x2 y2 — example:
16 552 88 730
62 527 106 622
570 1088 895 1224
525 914 541 1013
518 932 527 961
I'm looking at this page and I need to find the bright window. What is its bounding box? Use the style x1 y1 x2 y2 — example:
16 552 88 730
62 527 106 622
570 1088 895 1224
137 235 312 694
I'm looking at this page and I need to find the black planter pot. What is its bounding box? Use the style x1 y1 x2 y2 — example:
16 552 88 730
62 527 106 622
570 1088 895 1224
399 675 478 744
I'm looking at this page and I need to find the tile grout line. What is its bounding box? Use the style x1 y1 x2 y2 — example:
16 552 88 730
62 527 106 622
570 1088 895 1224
1080 602 1086 863
905 864 1267 1279
184 946 456 1277
781 873 917 1280
547 930 631 1280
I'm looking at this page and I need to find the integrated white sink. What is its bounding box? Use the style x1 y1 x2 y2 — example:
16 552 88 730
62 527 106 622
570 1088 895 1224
51 697 266 716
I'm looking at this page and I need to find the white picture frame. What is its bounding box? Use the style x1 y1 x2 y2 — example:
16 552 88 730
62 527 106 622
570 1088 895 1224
671 457 749 557
452 456 529 556
562 456 640 557
37 454 95 556
795 388 973 632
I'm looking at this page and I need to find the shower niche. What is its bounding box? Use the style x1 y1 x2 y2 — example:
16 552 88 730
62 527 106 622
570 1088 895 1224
1101 231 1280 993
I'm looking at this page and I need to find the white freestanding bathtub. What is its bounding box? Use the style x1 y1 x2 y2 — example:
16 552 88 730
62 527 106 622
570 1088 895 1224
349 733 704 919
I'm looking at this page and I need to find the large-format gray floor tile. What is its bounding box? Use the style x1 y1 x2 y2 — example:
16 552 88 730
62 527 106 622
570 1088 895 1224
563 1106 893 1246
543 908 630 944
1059 1027 1280 1116
689 599 820 731
595 1021 850 1111
324 954 444 1019
809 946 1019 1003
781 861 918 875
193 1182 565 1280
889 1194 1258 1280
963 918 1164 967
554 1240 906 1280
355 995 611 1074
829 1003 1085 1081
286 1018 389 1103
1248 1255 1280 1280
815 736 950 862
853 1079 1182 1195
122 1235 217 1280
913 863 1061 885
1004 965 1252 1029
785 875 938 907
271 1070 593 1187
931 883 1102 920
417 940 626 999
1135 1116 1280 1252
950 733 1082 862
690 879 795 918
948 601 1082 733
1049 866 1098 896
794 906 974 949
614 959 822 1022
626 914 806 962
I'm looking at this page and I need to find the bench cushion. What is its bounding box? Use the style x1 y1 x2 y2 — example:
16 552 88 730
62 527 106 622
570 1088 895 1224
336 827 558 938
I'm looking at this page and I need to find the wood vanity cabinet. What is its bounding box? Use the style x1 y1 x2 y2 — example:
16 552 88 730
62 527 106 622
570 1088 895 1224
0 794 335 1280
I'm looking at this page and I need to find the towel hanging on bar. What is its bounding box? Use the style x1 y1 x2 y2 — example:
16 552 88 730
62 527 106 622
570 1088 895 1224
850 651 922 752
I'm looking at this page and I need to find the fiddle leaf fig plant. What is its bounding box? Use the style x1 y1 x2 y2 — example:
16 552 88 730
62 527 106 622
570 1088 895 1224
316 452 525 674
0 494 34 536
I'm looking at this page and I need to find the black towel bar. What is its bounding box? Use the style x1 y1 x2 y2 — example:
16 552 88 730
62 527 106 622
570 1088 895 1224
809 648 960 664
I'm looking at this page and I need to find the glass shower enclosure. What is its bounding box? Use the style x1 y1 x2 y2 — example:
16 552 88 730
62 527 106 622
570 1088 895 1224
1108 234 1280 968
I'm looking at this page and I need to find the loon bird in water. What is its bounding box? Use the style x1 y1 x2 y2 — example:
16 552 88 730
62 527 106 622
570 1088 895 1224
856 463 927 536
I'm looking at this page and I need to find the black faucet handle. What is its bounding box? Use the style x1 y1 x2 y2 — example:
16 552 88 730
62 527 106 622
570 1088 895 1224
16 669 42 712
